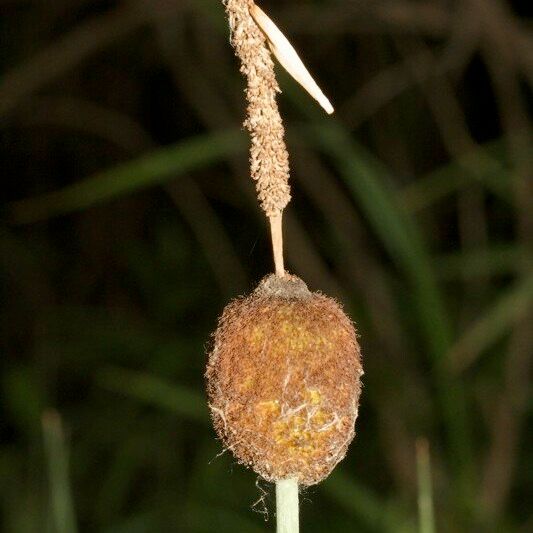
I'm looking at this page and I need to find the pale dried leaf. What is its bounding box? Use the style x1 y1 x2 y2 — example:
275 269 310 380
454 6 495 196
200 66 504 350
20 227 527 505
250 4 334 115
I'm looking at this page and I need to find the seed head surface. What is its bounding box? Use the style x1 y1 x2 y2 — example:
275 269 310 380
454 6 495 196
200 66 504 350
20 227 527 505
206 274 363 485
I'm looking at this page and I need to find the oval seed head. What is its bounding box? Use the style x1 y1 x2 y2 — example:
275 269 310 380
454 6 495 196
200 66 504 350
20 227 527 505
206 274 363 486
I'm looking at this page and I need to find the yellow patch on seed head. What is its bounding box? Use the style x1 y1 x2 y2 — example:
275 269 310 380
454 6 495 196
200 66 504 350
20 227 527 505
255 400 280 418
248 325 265 348
307 388 322 405
313 410 328 427
239 375 255 392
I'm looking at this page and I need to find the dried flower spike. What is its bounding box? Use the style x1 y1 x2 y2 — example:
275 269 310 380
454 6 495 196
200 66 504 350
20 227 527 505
206 274 363 486
224 0 291 218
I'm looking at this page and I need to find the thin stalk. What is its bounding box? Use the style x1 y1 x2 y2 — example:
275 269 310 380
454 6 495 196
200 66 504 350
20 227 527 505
276 479 299 533
270 213 285 277
42 410 78 533
416 439 436 533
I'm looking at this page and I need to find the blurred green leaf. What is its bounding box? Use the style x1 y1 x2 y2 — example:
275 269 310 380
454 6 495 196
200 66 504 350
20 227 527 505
2 367 44 438
450 271 533 373
0 450 45 533
101 512 161 533
38 306 161 369
95 367 208 422
9 129 246 224
93 436 149 524
400 140 512 212
185 504 266 533
322 470 413 532
434 245 527 280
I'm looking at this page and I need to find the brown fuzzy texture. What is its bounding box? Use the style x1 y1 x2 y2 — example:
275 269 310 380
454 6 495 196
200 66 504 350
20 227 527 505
206 274 363 485
224 0 291 217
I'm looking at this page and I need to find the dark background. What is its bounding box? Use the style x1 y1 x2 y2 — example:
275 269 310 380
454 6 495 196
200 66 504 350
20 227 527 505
1 0 532 531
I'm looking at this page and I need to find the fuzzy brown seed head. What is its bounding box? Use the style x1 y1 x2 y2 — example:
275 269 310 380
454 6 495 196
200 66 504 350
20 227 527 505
206 274 363 486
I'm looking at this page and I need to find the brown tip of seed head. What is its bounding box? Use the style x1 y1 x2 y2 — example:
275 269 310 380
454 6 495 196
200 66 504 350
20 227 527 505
254 273 311 299
206 273 363 486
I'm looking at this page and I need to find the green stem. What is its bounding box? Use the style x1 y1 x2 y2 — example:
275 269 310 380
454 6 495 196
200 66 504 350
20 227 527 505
417 439 436 533
276 479 299 533
42 410 78 533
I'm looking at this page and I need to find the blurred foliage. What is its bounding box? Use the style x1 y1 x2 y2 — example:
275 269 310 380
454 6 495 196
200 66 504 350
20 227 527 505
1 0 532 532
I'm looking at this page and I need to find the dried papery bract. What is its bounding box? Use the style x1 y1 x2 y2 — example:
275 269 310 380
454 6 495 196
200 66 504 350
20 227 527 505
250 4 334 115
207 275 363 486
